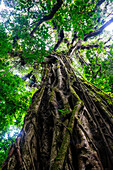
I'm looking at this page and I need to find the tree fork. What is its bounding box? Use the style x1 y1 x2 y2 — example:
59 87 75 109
2 54 113 170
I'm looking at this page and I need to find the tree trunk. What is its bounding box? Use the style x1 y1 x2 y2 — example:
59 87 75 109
2 53 113 170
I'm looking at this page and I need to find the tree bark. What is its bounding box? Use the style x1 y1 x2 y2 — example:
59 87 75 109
2 53 113 170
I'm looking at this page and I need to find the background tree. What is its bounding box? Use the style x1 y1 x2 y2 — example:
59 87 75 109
0 0 113 169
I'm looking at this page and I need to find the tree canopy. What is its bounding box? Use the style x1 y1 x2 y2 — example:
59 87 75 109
0 0 113 167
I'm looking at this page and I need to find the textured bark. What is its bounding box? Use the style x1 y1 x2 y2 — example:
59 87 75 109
2 53 113 170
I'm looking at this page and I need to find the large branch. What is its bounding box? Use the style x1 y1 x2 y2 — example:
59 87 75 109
93 63 101 80
77 37 112 50
53 30 64 51
71 33 78 45
30 0 63 36
79 44 99 50
84 18 113 41
68 36 112 57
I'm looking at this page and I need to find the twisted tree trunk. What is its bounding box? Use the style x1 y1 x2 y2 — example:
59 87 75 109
2 53 113 170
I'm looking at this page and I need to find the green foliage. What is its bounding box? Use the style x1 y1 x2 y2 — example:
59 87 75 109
83 47 113 92
58 108 71 116
0 23 11 58
0 60 35 167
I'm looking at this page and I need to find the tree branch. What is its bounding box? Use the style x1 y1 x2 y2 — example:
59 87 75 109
84 18 113 41
77 37 112 50
53 30 64 51
30 0 63 36
71 33 78 45
64 38 70 47
80 44 99 50
76 51 89 67
93 63 101 80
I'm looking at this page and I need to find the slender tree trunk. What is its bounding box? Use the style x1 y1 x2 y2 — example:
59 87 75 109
2 53 113 170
